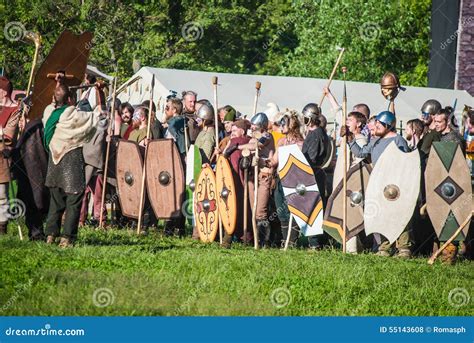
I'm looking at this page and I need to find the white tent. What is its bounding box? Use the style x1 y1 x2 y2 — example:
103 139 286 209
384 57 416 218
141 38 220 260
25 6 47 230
86 65 113 82
118 67 473 128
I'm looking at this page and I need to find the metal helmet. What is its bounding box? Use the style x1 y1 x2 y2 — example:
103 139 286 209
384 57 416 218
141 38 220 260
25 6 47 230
197 104 214 121
250 112 269 129
380 72 401 100
375 111 396 128
302 103 321 120
420 99 441 116
380 72 400 88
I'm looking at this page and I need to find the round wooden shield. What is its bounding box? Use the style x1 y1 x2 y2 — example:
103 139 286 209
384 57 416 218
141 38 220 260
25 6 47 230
146 139 185 219
277 144 323 236
426 142 472 241
215 156 237 235
29 30 93 120
116 140 143 218
323 162 372 243
364 142 420 243
194 166 219 243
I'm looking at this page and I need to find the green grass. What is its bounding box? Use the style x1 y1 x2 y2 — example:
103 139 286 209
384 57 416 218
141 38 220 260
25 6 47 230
0 225 473 316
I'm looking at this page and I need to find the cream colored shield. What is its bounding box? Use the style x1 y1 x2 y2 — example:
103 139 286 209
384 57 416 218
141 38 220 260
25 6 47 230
364 142 420 243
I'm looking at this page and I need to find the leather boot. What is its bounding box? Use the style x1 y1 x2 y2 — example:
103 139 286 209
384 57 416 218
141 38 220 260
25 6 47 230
222 232 233 249
441 243 458 265
280 221 298 249
257 220 270 248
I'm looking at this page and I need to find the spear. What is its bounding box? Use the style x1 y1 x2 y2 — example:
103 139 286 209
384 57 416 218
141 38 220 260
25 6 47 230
428 214 472 265
98 75 118 228
251 81 261 250
212 76 223 245
319 47 345 107
341 66 348 254
136 75 155 234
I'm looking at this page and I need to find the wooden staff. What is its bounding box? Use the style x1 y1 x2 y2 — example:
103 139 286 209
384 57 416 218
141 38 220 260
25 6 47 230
212 76 223 244
98 76 118 228
428 214 472 265
24 31 41 95
341 66 348 253
319 48 345 107
253 81 261 115
242 149 250 244
17 32 41 135
389 99 395 114
284 214 294 251
251 82 261 250
136 75 155 234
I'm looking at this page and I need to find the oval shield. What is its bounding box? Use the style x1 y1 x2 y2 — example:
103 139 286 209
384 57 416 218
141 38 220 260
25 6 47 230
29 30 93 120
323 162 372 243
426 141 472 241
215 155 237 235
116 140 144 218
146 139 185 219
194 166 219 242
278 144 323 236
364 142 420 243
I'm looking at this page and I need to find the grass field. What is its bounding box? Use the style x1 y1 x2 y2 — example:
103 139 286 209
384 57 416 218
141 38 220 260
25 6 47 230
1 225 473 316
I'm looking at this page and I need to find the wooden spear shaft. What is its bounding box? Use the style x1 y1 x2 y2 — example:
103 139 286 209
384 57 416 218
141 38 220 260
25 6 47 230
341 66 348 254
99 76 118 228
428 214 472 265
319 48 345 107
251 81 261 250
212 76 223 245
136 75 155 234
243 168 249 244
25 32 41 95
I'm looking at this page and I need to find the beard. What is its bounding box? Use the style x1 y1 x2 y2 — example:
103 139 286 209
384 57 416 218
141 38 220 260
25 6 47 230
122 116 131 124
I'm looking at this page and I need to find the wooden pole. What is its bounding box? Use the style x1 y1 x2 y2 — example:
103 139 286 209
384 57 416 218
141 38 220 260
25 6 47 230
99 76 118 228
17 224 23 241
253 82 261 116
389 99 395 114
319 48 345 107
341 66 348 254
212 76 223 245
243 168 249 245
428 214 471 265
251 82 261 250
25 32 41 95
284 214 294 251
136 75 155 234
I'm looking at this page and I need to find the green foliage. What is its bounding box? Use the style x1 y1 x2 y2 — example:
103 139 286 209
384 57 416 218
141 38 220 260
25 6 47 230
1 227 473 316
1 0 430 91
282 0 431 86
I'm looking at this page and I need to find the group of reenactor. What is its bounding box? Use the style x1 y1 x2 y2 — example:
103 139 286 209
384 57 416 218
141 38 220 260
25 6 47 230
1 66 473 265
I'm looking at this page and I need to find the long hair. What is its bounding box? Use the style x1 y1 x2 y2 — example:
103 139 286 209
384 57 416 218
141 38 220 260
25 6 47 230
280 110 304 141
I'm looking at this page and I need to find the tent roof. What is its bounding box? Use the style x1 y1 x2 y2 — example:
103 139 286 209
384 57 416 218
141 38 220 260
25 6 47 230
118 67 472 124
86 65 113 81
